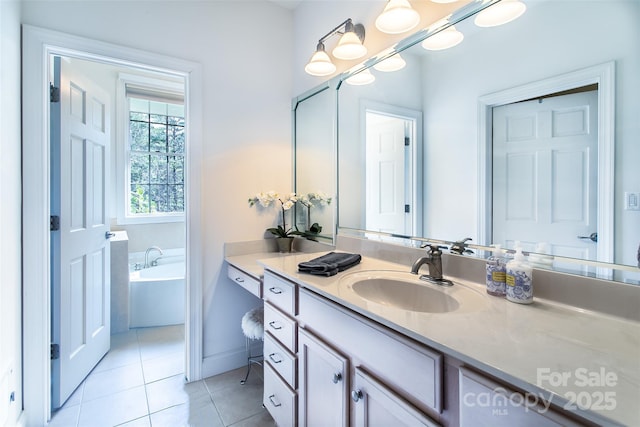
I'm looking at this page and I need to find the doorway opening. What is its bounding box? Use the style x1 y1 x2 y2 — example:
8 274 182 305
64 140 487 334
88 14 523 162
49 54 188 410
362 101 423 238
22 25 203 425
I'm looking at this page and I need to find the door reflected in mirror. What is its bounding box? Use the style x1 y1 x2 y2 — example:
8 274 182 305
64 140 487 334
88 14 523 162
336 0 639 282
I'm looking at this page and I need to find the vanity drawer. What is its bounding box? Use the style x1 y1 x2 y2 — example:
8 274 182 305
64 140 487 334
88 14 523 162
264 332 297 388
263 271 296 316
459 367 582 426
264 302 297 353
227 264 261 299
264 362 297 427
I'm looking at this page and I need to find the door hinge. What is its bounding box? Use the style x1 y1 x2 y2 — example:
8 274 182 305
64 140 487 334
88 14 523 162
405 204 410 213
50 215 60 231
50 84 60 103
404 137 410 146
51 343 60 360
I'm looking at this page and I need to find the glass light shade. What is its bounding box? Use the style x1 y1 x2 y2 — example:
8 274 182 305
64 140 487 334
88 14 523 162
474 0 526 27
430 0 458 3
421 26 464 50
332 31 368 60
346 69 376 86
375 0 421 35
373 54 406 72
304 49 336 76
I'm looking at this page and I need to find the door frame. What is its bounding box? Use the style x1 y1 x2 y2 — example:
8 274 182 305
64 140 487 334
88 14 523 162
477 62 615 264
22 25 204 425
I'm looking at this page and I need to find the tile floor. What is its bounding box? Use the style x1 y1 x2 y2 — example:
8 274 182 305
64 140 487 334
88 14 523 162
49 325 275 427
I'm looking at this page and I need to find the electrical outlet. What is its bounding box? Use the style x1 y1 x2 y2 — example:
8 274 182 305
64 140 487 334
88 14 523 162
624 192 640 211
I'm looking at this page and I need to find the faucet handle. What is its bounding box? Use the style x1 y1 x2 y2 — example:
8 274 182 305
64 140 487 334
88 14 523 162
450 238 474 255
420 243 447 254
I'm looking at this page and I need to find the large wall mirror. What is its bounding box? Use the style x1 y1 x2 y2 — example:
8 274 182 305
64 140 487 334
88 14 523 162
337 0 639 283
294 83 337 244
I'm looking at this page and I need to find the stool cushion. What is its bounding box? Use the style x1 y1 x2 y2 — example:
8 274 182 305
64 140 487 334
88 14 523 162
241 306 264 340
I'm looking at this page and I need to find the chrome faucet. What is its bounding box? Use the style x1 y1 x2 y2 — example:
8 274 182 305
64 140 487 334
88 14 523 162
411 244 453 286
144 246 163 268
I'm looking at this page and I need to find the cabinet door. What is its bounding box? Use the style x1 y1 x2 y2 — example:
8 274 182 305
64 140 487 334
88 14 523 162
352 369 440 427
459 368 583 427
298 328 349 427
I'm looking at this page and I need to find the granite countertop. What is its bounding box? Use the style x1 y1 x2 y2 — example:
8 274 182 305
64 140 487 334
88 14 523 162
225 252 286 280
258 252 640 427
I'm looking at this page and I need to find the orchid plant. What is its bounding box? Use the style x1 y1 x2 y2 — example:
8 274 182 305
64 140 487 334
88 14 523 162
248 191 301 238
298 192 332 237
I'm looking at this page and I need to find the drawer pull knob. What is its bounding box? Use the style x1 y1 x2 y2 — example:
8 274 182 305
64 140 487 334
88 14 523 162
269 287 283 295
269 353 283 364
268 321 283 330
351 389 363 402
234 277 245 283
332 372 342 384
268 394 282 408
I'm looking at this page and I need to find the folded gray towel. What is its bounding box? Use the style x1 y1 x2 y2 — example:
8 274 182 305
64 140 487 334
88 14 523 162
298 252 361 276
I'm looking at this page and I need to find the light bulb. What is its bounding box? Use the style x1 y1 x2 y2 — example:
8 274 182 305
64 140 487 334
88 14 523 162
332 31 367 60
346 69 376 86
375 0 421 35
422 25 464 50
304 44 336 76
474 0 526 27
373 54 406 72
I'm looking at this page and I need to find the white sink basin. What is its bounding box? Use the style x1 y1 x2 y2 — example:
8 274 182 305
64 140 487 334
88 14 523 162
338 270 487 314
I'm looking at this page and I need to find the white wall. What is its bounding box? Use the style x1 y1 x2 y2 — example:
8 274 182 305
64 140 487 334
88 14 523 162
22 0 294 377
0 1 23 425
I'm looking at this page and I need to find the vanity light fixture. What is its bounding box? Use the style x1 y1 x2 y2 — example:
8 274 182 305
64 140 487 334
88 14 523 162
345 69 376 86
304 42 337 76
332 20 368 60
430 0 459 3
375 0 421 35
422 24 464 50
474 0 526 27
373 53 407 72
305 18 367 76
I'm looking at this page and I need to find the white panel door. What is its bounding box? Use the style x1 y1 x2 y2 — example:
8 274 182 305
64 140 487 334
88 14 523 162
51 57 111 408
492 91 598 260
366 113 410 235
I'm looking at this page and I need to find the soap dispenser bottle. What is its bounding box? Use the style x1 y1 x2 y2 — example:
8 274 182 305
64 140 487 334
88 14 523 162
486 245 506 297
505 247 533 304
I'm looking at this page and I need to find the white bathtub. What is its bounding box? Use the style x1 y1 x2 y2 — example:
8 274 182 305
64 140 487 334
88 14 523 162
129 257 185 328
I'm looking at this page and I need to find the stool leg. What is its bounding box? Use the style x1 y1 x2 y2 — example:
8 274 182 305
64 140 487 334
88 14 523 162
240 336 252 385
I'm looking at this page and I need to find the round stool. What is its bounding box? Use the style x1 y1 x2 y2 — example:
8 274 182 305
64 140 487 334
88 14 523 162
240 306 264 385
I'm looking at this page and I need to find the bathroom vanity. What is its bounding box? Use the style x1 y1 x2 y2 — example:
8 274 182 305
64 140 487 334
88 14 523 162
225 243 640 427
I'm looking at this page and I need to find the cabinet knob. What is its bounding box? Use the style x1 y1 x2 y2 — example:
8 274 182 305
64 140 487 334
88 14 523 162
269 286 283 295
351 389 363 402
268 321 283 330
332 372 342 384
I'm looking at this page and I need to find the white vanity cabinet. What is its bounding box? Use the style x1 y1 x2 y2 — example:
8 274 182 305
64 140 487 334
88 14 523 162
298 328 349 426
352 368 441 427
458 368 584 427
262 271 298 426
297 286 442 426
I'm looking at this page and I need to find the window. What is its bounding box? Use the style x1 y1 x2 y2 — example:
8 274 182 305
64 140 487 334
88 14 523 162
117 74 186 224
128 98 185 215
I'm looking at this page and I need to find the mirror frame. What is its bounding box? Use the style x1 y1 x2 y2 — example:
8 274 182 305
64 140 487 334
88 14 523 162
293 80 339 246
330 0 639 283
